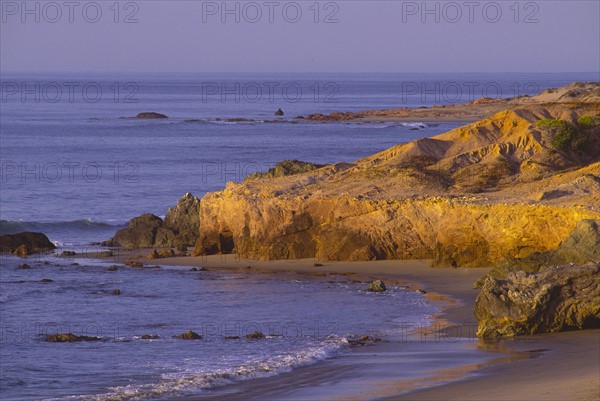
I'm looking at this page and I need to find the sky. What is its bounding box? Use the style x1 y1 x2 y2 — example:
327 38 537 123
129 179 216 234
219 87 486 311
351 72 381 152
1 0 599 73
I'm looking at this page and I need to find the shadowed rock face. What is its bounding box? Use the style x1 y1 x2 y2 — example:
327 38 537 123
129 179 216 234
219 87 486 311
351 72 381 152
475 264 600 339
193 97 600 266
105 193 200 249
0 232 56 254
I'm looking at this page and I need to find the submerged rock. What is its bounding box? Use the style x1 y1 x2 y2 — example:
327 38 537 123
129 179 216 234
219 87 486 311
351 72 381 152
46 333 101 342
174 330 202 340
0 232 56 254
367 280 387 292
475 263 600 339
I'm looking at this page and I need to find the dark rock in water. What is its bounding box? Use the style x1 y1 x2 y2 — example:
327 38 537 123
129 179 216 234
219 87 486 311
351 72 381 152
112 289 121 295
245 160 326 181
70 263 79 266
106 266 119 271
0 232 56 254
475 263 600 339
367 280 387 292
417 289 427 294
41 278 54 283
314 263 324 267
46 333 101 342
245 331 265 340
135 112 168 119
174 330 202 340
224 335 240 340
294 115 305 119
96 251 114 258
61 251 77 256
274 108 284 116
104 193 201 249
141 334 160 340
17 264 31 269
124 261 144 268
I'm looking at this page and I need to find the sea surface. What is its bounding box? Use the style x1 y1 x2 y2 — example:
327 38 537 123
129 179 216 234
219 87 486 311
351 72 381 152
0 72 595 400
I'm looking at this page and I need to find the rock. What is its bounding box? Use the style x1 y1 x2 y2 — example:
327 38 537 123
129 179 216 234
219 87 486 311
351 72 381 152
96 251 114 258
112 289 121 295
417 289 427 294
17 263 31 269
367 280 387 292
174 330 202 340
46 333 101 342
135 112 168 119
224 335 240 340
245 331 265 340
106 265 119 271
141 334 160 340
147 248 176 259
104 193 200 249
0 232 56 254
274 108 284 116
12 244 29 257
314 263 324 267
124 261 144 268
475 263 600 339
163 193 201 247
41 278 54 283
245 160 326 181
104 214 164 249
61 251 77 256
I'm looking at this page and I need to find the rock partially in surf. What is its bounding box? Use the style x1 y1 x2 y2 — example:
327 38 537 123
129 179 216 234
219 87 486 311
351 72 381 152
41 278 54 283
17 263 31 269
245 331 265 340
141 334 160 340
106 265 119 271
46 333 101 342
174 330 202 340
96 251 114 258
0 232 55 254
104 214 164 250
61 251 76 256
112 289 121 295
163 193 201 247
274 108 284 116
224 335 240 340
135 112 168 119
367 280 387 292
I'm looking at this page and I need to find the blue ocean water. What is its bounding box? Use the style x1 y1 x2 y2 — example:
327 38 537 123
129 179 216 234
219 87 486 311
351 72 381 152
0 72 595 400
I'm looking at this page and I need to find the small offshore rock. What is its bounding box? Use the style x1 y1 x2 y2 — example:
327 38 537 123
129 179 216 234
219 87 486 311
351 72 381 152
112 289 121 295
367 280 387 292
17 263 31 269
224 335 240 340
41 278 54 283
46 333 101 342
245 331 265 340
61 251 77 256
174 330 203 340
106 265 119 271
125 261 144 268
274 108 284 116
135 112 168 119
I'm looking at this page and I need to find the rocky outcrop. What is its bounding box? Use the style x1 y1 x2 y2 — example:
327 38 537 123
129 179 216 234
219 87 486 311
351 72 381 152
135 112 168 119
475 264 600 339
174 330 202 340
367 280 387 292
274 108 284 116
0 232 55 254
46 333 101 342
105 193 200 249
245 160 326 181
193 99 600 266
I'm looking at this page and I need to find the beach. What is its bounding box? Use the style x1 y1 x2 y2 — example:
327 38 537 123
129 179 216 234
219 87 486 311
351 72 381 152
136 255 600 401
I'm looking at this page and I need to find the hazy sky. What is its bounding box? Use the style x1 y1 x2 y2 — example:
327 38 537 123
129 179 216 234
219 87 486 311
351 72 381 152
1 0 599 73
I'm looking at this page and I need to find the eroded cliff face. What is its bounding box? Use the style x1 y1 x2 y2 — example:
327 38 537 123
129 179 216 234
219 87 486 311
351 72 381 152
193 96 600 267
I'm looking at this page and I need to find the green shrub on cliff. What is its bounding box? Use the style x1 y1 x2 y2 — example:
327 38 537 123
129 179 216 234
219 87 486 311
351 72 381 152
535 118 588 152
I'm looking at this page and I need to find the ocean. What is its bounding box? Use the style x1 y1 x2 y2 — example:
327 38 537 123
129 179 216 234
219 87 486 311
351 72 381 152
0 72 595 400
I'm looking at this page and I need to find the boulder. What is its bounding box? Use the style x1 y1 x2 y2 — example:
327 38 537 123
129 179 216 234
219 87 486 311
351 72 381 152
112 289 121 295
174 330 202 340
475 263 600 339
274 108 284 116
367 280 387 292
135 112 168 119
0 232 55 254
104 193 200 249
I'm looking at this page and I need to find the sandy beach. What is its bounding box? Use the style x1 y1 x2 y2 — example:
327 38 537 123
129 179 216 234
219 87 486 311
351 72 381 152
118 254 599 401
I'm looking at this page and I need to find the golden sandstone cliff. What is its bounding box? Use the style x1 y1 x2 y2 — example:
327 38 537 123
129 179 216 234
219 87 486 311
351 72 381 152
192 83 600 268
